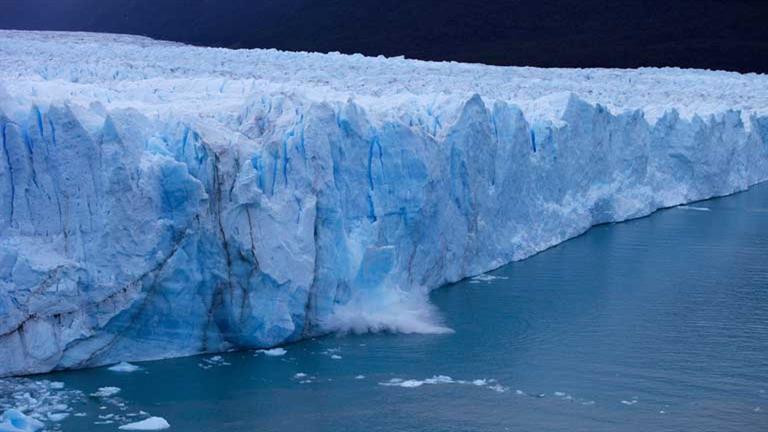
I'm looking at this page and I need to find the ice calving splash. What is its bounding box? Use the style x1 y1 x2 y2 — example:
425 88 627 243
0 30 767 376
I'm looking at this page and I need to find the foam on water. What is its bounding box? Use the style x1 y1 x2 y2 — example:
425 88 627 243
677 205 712 212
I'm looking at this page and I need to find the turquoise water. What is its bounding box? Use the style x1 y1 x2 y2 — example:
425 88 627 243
15 184 768 431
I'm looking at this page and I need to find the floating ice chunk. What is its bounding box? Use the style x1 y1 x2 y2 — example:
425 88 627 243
621 400 638 405
293 373 307 379
48 382 65 390
354 375 366 380
91 387 121 398
108 362 141 373
330 355 342 360
259 348 287 357
0 410 44 432
118 417 170 430
46 412 69 422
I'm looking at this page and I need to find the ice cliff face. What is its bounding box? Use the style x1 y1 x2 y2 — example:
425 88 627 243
1 31 767 376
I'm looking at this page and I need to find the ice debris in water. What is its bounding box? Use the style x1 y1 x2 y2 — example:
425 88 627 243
291 373 316 384
198 355 231 369
379 376 507 392
321 348 343 359
0 379 85 431
118 416 171 431
378 377 598 402
108 362 141 373
90 387 121 398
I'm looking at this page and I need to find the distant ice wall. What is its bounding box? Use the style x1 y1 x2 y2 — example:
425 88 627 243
1 90 767 376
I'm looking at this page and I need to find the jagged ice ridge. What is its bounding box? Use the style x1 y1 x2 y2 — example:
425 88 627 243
1 31 767 376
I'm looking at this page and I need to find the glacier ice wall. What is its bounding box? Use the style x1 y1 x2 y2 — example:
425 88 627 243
1 31 767 376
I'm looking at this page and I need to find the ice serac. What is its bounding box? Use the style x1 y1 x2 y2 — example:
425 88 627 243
1 31 767 376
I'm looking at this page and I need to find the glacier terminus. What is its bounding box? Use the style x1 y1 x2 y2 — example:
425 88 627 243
1 30 767 377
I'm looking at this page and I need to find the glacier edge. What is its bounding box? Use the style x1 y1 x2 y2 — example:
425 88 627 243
1 32 768 377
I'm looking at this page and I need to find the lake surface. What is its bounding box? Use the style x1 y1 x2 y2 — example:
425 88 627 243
5 184 768 431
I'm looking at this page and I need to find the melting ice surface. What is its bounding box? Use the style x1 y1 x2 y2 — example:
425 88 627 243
1 30 768 376
2 185 766 431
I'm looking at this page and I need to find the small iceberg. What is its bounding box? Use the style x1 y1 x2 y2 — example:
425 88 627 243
108 362 141 373
0 409 44 432
118 417 170 430
258 348 287 357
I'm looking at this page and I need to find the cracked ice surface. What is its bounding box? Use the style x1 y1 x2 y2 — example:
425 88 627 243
1 30 767 376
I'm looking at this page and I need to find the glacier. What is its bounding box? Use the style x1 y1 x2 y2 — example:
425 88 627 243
0 30 767 377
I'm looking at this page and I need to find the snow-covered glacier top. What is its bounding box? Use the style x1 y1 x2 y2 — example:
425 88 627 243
1 30 767 126
1 30 767 378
